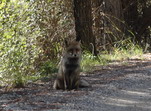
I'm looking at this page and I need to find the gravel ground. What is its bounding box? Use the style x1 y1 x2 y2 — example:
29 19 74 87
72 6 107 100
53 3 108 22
1 54 151 111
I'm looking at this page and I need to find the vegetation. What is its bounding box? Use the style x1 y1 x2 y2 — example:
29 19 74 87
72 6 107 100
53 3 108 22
82 39 143 72
0 0 150 87
0 0 41 87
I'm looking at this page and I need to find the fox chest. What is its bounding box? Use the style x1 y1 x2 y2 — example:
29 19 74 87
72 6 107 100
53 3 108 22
64 58 80 73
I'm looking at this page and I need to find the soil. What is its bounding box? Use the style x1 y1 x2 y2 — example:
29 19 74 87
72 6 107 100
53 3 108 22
1 54 151 111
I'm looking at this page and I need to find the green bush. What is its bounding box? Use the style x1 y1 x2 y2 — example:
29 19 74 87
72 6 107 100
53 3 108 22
0 0 40 87
40 61 58 75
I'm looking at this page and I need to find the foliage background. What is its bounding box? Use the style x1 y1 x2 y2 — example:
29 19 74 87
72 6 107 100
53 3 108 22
0 0 150 87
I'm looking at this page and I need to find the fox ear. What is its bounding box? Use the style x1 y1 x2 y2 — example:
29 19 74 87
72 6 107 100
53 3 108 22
75 38 81 44
76 38 81 44
78 40 81 44
76 37 81 42
64 39 68 47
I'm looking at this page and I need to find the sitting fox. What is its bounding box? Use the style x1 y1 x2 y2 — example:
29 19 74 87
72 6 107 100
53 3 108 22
53 40 89 90
53 40 81 90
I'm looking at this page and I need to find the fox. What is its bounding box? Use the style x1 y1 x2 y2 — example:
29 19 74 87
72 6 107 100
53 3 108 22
53 39 90 90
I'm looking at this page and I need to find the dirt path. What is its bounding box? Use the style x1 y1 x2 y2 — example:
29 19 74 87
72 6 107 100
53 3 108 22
1 54 151 111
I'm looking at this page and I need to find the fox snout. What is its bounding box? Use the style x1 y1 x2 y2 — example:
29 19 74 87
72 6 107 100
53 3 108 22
68 48 81 57
71 53 78 57
74 54 77 57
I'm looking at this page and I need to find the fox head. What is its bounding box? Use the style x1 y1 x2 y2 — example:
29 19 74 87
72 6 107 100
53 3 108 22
64 40 81 58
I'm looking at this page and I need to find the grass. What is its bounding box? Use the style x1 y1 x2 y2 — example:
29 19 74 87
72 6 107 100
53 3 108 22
81 44 143 72
81 52 106 72
101 46 142 61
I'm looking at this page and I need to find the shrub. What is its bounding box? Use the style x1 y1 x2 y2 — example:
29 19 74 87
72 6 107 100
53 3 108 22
0 0 40 87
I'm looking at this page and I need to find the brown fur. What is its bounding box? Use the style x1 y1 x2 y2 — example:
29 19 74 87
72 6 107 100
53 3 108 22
53 40 82 90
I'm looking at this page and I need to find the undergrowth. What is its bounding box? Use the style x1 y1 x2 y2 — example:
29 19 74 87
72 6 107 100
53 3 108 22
0 39 143 88
81 42 143 72
39 61 58 75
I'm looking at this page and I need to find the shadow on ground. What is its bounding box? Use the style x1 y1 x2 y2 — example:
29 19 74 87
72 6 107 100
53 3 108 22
1 58 151 111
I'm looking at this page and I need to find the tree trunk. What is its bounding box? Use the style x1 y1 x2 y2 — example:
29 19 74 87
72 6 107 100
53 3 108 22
73 0 97 56
92 0 104 51
105 0 124 40
122 0 138 42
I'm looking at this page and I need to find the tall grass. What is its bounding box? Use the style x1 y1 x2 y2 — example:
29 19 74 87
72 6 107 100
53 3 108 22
81 40 143 72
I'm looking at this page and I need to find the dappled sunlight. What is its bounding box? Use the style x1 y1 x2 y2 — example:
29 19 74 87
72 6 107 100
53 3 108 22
104 96 151 109
102 85 151 110
0 100 11 103
125 73 151 80
106 97 139 105
121 90 151 97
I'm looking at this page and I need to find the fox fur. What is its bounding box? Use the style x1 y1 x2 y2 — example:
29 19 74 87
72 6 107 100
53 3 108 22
53 40 82 90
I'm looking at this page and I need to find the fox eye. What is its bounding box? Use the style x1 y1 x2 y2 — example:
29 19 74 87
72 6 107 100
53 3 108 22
69 52 73 55
68 49 73 54
76 48 80 52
